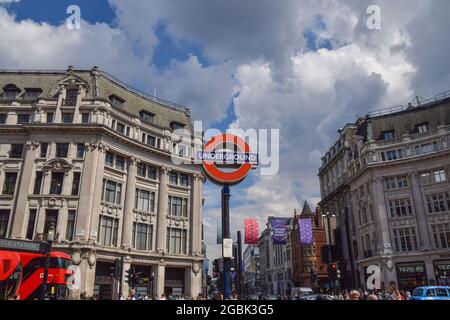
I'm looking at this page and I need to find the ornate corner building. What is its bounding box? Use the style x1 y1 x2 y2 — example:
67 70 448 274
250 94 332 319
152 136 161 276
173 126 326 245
318 92 450 291
0 66 205 299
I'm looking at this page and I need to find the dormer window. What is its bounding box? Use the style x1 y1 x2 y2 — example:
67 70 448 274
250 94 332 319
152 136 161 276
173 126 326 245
24 88 42 101
416 123 429 133
64 88 78 106
2 84 20 100
139 110 154 124
109 95 125 108
381 130 395 141
170 121 185 130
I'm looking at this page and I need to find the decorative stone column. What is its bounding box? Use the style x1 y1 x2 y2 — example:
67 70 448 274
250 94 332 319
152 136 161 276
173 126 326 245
75 142 105 241
188 261 202 298
372 177 393 254
190 173 203 256
156 167 169 253
88 143 106 242
11 141 39 239
71 247 97 298
121 157 138 249
156 262 166 297
409 172 432 249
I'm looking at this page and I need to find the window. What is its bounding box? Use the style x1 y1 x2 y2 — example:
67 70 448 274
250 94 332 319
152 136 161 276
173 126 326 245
62 113 74 124
132 223 153 251
105 152 114 167
388 198 413 218
10 144 23 158
139 110 154 124
2 172 17 195
65 89 78 105
135 189 155 212
384 176 408 190
71 172 81 196
426 192 450 214
148 166 157 180
418 143 434 154
56 143 69 158
26 209 37 240
97 215 118 246
432 223 450 249
416 123 429 133
109 95 124 108
2 84 19 100
33 171 43 194
76 143 85 159
43 210 58 240
169 172 178 185
137 163 146 177
168 196 188 217
393 227 418 252
382 130 395 140
166 227 187 254
179 174 189 187
170 121 185 130
81 113 90 124
50 172 64 195
17 114 31 124
24 88 42 100
46 112 54 124
146 135 156 146
421 169 446 185
115 122 125 134
102 179 122 205
66 210 76 241
115 155 125 170
0 114 7 124
386 150 398 160
40 143 48 158
0 210 10 238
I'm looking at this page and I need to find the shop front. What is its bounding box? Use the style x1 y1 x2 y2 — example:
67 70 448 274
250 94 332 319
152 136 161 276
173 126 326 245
93 261 115 300
433 259 450 286
395 262 428 291
164 267 185 296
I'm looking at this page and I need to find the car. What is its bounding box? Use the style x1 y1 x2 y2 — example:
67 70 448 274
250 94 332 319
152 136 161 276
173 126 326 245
291 287 313 297
410 286 450 300
297 294 336 300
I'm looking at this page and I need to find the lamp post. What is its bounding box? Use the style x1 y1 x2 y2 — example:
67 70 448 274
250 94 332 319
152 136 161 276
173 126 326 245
42 222 56 300
150 272 155 299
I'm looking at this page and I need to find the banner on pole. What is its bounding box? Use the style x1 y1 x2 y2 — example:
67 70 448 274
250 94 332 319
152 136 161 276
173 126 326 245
244 218 259 244
271 218 289 245
299 218 313 245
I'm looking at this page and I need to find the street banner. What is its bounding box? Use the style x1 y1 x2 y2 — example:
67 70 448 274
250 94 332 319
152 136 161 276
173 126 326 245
271 218 288 245
244 218 259 244
216 218 222 244
299 218 313 245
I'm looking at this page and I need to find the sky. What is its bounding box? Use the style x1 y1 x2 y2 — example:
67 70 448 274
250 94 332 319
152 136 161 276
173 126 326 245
1 0 449 263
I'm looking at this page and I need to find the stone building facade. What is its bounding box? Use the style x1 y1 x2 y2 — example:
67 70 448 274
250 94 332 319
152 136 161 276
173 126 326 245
258 217 293 296
242 244 260 296
0 67 204 299
318 93 450 291
290 202 328 290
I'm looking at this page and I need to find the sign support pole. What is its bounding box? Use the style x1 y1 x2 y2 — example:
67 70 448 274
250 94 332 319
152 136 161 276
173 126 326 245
221 184 231 300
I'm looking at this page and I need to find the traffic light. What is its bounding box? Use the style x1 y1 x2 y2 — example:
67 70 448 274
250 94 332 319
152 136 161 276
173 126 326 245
113 259 121 280
125 267 135 288
328 263 338 280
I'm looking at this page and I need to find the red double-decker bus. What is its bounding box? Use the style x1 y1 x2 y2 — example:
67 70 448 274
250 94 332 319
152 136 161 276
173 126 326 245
18 251 73 300
0 250 22 300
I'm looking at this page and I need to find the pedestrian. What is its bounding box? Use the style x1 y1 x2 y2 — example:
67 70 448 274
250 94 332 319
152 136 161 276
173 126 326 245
388 281 402 300
368 294 378 300
349 290 360 300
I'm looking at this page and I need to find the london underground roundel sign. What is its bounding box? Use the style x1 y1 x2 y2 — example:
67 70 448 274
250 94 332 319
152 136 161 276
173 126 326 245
198 133 257 185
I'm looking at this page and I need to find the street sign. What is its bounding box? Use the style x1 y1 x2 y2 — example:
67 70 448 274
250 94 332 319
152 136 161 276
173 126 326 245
223 238 233 258
0 238 50 254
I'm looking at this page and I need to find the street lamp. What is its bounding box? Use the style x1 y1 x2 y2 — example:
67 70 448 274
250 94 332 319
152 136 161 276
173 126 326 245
42 222 56 300
150 271 155 300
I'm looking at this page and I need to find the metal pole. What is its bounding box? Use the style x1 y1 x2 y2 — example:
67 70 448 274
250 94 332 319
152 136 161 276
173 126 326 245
119 256 124 299
41 243 51 300
222 184 231 300
237 231 243 299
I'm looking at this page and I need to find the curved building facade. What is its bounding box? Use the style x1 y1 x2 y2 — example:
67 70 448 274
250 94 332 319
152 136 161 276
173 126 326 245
0 67 204 299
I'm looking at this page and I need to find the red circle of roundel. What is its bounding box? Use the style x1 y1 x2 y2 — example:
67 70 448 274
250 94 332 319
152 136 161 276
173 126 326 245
202 133 252 184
